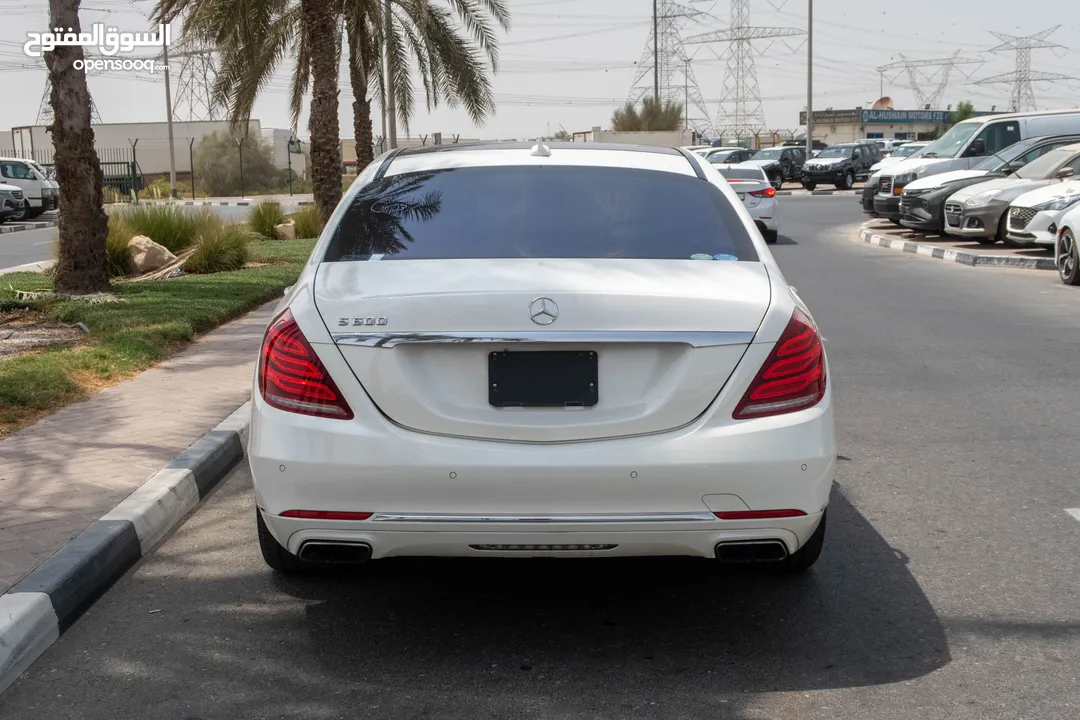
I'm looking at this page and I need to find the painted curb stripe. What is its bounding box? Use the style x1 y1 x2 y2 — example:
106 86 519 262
0 593 58 696
9 521 140 632
857 225 1056 270
0 401 251 695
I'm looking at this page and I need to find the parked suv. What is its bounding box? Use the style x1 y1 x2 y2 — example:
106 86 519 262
801 142 881 190
744 146 806 190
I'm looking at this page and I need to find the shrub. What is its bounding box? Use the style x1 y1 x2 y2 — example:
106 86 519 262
106 215 134 277
183 218 250 274
292 205 324 239
120 206 196 253
248 201 286 240
137 177 172 200
194 130 283 197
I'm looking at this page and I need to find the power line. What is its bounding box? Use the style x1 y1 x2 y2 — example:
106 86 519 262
626 0 716 136
876 52 984 109
973 26 1077 112
684 0 805 138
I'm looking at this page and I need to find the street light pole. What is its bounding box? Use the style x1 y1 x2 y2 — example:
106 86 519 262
162 38 178 198
806 0 814 158
385 0 398 149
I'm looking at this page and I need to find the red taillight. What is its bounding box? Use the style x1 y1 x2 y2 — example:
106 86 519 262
733 308 826 419
714 509 807 520
259 309 354 419
280 510 372 520
750 187 776 198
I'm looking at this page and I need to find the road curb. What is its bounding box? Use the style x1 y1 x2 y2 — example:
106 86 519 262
0 401 251 695
857 225 1057 271
0 219 58 235
115 200 315 207
777 189 858 197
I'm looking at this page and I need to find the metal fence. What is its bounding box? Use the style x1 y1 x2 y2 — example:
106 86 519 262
1 146 145 199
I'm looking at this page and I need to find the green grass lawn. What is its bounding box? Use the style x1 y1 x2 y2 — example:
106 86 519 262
0 238 318 434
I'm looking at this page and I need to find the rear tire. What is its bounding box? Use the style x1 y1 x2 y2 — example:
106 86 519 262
771 173 784 191
778 511 826 574
802 182 816 191
257 509 306 574
763 229 778 244
974 236 998 245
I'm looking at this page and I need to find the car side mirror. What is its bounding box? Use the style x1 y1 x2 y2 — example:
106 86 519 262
966 139 987 157
1056 167 1077 180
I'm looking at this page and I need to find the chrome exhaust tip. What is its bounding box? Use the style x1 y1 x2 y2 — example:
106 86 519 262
715 540 788 563
297 541 372 565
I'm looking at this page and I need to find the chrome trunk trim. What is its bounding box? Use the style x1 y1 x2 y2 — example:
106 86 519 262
368 512 718 523
332 331 756 349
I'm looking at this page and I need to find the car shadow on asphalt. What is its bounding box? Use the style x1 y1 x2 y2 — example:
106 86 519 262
275 486 949 699
773 234 798 246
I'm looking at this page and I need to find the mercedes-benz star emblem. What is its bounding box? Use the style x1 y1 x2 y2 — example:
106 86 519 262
529 297 559 325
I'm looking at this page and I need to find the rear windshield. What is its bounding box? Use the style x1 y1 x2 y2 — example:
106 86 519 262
323 166 759 262
716 167 765 181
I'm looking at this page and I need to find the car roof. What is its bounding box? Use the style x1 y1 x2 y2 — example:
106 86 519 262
383 142 702 178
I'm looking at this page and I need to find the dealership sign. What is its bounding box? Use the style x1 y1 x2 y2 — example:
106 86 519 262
800 109 952 126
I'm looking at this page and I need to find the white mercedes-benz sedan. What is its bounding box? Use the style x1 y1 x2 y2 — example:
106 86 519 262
249 142 836 575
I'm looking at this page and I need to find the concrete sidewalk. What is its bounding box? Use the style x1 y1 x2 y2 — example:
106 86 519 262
0 304 274 594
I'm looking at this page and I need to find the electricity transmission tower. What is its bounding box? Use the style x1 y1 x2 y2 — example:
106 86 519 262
684 0 804 140
168 45 221 121
627 0 717 137
974 27 1075 112
876 52 984 109
37 73 102 126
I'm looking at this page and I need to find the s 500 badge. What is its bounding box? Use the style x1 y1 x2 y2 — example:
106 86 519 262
339 317 389 326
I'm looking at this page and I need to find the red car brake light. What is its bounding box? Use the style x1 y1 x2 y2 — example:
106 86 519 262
750 187 776 198
258 309 354 419
733 308 826 419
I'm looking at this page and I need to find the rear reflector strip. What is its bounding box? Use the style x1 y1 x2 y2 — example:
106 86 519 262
714 509 807 520
470 544 618 552
280 510 373 521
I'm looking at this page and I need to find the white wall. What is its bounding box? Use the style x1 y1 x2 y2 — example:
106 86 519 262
584 126 695 148
7 120 262 175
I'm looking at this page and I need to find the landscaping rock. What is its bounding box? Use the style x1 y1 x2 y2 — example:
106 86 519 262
274 222 296 240
128 235 177 273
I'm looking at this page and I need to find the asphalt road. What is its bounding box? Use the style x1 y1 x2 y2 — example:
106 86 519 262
3 196 1080 719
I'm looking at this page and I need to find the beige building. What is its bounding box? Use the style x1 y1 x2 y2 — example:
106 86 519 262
798 109 951 144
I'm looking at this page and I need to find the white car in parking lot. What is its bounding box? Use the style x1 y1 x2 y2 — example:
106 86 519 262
249 142 834 575
1005 180 1080 247
713 163 779 243
1054 203 1080 285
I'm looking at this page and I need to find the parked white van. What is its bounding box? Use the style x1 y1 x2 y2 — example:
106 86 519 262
869 108 1080 222
0 157 59 219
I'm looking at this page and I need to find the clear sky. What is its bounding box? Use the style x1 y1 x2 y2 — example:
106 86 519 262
1 0 1077 141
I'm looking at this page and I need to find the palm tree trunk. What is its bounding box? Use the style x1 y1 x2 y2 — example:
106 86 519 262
347 14 375 168
302 0 343 220
47 0 109 294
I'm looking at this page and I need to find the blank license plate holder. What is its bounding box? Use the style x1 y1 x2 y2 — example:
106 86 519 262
489 350 598 408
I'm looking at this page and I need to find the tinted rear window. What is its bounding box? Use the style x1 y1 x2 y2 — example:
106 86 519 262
323 166 759 262
717 167 765 181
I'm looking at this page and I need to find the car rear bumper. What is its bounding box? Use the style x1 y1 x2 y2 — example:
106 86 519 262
249 389 835 559
748 199 778 231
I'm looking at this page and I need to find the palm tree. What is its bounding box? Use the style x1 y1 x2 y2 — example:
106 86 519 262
46 0 110 294
344 0 510 167
611 97 685 132
152 0 343 219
